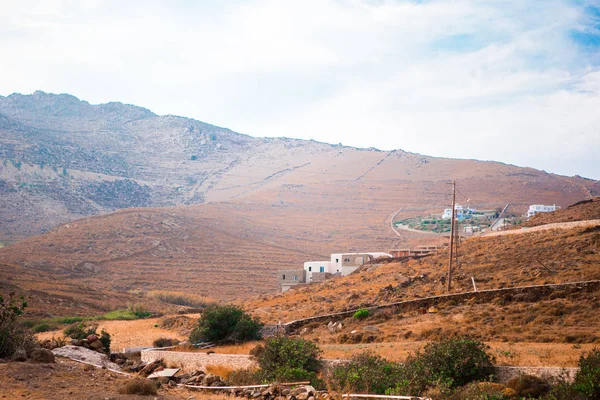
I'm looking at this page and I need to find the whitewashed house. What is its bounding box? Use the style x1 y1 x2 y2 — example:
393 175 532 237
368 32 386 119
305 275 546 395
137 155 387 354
442 204 464 219
304 252 392 281
527 204 560 218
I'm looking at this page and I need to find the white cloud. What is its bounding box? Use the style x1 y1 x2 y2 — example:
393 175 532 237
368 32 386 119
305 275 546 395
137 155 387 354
0 0 598 179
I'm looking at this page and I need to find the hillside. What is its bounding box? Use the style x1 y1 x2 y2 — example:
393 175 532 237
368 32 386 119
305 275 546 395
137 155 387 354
524 196 600 227
1 91 599 244
1 92 600 317
241 207 600 346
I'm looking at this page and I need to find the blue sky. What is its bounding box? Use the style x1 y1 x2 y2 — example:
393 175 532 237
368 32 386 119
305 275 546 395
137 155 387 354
1 0 599 179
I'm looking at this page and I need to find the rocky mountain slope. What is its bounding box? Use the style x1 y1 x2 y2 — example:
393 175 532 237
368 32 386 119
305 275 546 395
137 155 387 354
1 91 599 244
1 92 599 317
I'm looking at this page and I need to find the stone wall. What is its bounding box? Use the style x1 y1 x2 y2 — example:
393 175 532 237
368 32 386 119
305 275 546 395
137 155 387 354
284 280 600 332
141 349 256 371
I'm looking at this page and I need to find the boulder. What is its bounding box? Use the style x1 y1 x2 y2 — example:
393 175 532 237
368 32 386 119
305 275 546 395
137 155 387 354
201 373 220 386
89 340 103 351
31 348 56 363
86 334 99 343
71 339 84 346
139 360 163 377
11 348 27 362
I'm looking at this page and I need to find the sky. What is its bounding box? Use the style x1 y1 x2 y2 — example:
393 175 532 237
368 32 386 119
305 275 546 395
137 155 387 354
1 0 599 179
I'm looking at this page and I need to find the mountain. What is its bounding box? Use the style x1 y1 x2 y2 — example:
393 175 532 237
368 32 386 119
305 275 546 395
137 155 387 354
0 91 599 316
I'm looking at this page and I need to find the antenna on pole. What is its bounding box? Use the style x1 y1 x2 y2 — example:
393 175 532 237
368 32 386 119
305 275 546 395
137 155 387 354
447 181 456 292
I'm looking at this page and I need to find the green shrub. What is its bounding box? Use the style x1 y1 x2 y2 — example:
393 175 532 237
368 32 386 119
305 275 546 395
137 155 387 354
573 347 600 399
353 309 370 320
99 329 111 353
326 352 402 394
32 323 54 333
63 323 96 340
189 305 263 343
253 336 322 386
391 337 495 395
0 293 36 358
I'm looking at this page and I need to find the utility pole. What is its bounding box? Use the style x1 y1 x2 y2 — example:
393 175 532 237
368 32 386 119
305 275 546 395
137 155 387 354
447 181 456 292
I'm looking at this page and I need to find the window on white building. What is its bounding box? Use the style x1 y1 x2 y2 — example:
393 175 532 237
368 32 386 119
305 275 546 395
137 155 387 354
320 266 325 272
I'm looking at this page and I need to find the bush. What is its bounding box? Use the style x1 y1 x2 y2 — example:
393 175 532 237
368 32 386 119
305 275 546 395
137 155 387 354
253 336 322 386
152 337 179 348
326 352 402 394
63 323 111 353
353 309 370 320
99 329 111 354
573 347 600 399
391 337 495 395
64 323 96 340
32 323 54 333
118 379 157 395
189 305 263 343
0 293 36 358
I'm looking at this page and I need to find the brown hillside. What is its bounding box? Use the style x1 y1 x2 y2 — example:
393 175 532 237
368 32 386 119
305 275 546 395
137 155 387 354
524 196 600 227
242 223 600 336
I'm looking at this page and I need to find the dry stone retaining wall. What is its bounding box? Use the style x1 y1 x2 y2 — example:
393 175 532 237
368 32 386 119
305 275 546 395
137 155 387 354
284 280 600 332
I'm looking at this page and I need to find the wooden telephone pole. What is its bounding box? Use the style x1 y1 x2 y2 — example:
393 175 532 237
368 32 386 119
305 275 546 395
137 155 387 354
447 181 456 292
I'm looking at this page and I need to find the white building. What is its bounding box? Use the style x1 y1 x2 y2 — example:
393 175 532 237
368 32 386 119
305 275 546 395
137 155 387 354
304 252 392 281
442 204 464 219
527 204 560 218
304 261 331 281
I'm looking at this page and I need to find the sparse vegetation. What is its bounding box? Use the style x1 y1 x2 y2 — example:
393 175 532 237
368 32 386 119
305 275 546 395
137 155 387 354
152 337 179 348
147 290 215 308
118 379 157 395
189 305 263 343
0 292 36 358
353 308 369 320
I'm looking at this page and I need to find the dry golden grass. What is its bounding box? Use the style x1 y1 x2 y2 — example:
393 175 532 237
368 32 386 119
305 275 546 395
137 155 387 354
172 341 259 354
37 315 199 351
147 290 217 308
206 364 235 377
318 341 593 367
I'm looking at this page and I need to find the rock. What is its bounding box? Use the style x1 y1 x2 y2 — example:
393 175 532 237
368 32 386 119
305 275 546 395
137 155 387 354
281 389 291 396
211 380 226 387
31 348 56 363
252 390 262 398
201 373 220 386
71 339 84 346
297 393 309 400
363 326 382 332
11 348 27 362
87 334 99 343
139 360 163 377
89 340 103 351
168 380 178 388
0 358 7 363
